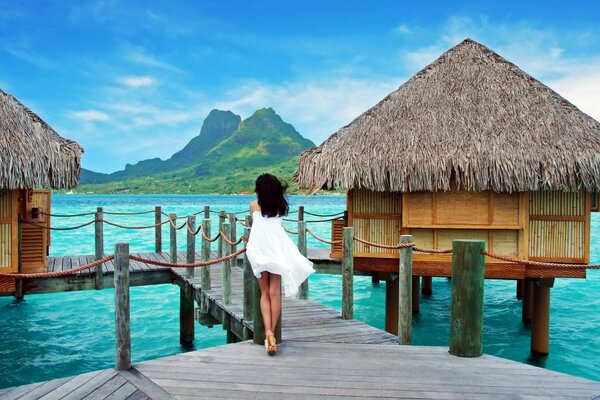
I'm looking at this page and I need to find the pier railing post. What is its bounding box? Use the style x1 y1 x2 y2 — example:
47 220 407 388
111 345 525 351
398 235 413 345
449 240 485 357
201 217 211 290
228 213 237 264
186 215 196 278
297 211 308 300
94 207 104 290
155 206 162 253
222 219 231 305
242 219 253 340
218 210 225 258
114 242 131 370
169 213 177 264
342 227 354 320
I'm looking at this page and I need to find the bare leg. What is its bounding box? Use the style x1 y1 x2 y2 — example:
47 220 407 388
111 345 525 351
269 274 282 335
258 273 272 336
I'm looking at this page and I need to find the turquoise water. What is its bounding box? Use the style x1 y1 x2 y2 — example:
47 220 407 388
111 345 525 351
1 194 599 388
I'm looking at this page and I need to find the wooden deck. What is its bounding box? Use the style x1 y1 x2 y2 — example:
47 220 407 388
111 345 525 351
4 341 600 399
3 250 600 398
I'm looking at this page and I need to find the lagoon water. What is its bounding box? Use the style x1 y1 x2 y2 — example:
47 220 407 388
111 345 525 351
1 194 599 388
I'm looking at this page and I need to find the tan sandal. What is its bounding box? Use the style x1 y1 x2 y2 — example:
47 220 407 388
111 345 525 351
266 333 277 355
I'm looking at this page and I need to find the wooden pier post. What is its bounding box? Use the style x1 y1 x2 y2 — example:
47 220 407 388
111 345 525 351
15 221 23 299
422 276 432 295
180 281 195 345
201 217 211 291
169 213 177 264
516 279 524 300
252 275 264 345
449 240 485 358
398 235 413 345
531 278 554 355
204 205 210 219
114 242 131 370
155 206 162 253
222 219 231 305
297 219 308 299
412 276 420 314
522 278 534 324
342 227 354 320
218 210 225 258
242 220 253 340
94 207 104 290
186 215 196 278
228 213 237 262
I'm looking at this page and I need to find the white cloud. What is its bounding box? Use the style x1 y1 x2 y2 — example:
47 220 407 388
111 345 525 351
118 75 157 88
69 110 111 122
125 47 182 72
549 71 600 122
394 23 412 35
216 77 401 145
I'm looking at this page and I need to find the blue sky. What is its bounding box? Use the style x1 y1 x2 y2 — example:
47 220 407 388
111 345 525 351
1 1 599 173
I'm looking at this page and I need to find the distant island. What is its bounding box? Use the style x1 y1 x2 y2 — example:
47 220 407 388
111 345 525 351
77 108 316 194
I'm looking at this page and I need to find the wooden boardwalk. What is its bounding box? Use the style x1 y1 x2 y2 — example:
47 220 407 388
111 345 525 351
3 250 600 398
4 341 600 399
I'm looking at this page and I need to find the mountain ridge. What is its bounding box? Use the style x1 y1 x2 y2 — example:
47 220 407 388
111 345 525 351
78 108 315 194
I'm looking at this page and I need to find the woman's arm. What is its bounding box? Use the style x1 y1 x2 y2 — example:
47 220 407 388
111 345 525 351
249 200 260 212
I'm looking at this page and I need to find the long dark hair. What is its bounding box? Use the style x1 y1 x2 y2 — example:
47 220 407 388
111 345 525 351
255 174 289 217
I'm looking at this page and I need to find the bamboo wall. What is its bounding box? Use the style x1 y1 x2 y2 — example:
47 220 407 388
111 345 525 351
0 190 18 273
340 188 590 265
529 190 589 263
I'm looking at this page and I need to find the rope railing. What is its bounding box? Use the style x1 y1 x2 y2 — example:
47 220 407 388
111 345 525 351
103 209 156 216
40 211 96 218
130 247 246 268
21 218 96 231
0 256 115 279
353 236 414 249
306 227 342 245
220 231 245 246
304 210 345 218
481 250 600 269
103 219 170 230
283 216 342 223
186 222 202 236
283 227 299 235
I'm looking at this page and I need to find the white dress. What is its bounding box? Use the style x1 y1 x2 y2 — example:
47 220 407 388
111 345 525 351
246 210 315 298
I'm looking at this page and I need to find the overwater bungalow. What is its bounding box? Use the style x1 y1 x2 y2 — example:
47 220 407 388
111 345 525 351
0 88 83 292
296 38 600 354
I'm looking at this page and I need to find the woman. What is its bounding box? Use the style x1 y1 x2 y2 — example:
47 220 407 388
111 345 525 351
246 174 315 355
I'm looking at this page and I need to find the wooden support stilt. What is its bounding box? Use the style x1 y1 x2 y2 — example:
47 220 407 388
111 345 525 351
371 275 380 285
114 242 131 370
385 276 398 335
16 221 23 299
516 279 524 300
421 276 432 295
342 227 354 320
297 219 308 299
398 235 413 345
523 278 534 324
169 213 177 264
154 206 162 253
186 215 195 279
531 278 554 356
412 276 420 314
449 240 485 358
94 207 104 290
180 283 194 345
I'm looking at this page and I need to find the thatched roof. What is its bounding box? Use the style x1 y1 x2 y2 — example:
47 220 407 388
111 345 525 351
296 38 600 193
0 89 83 190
